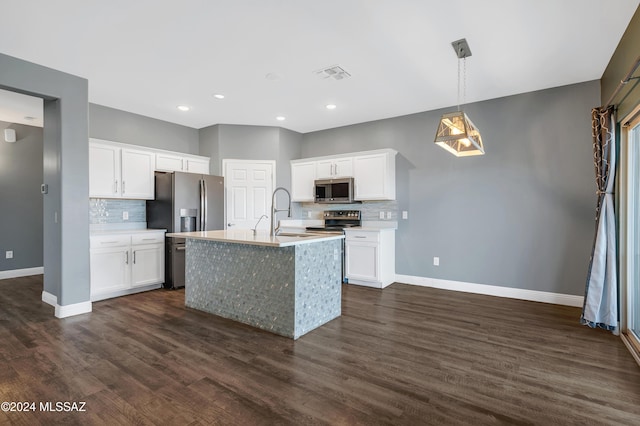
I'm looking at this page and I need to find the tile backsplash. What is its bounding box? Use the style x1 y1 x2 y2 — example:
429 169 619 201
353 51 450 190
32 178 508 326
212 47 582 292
299 200 398 221
90 198 146 224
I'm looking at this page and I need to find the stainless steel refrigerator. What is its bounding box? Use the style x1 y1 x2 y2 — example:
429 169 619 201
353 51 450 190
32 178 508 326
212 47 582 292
146 171 225 289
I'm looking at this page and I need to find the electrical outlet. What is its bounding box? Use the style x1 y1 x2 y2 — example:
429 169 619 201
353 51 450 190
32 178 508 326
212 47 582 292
433 257 439 266
402 211 408 219
123 211 129 220
379 211 385 219
6 250 13 259
307 211 312 218
386 211 392 219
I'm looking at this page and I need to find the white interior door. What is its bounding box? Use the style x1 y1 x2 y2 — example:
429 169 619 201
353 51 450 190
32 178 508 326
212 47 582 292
223 160 275 230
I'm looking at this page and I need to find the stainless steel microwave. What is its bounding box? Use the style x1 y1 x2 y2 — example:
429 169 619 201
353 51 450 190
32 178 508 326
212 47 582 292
314 177 355 203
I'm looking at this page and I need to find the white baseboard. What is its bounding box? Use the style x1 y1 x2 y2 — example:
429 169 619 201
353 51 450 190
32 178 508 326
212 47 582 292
0 267 44 280
55 301 92 318
41 290 57 307
42 291 92 318
395 274 584 307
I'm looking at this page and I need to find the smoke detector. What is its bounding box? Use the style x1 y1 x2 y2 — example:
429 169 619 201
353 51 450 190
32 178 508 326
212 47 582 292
315 65 351 80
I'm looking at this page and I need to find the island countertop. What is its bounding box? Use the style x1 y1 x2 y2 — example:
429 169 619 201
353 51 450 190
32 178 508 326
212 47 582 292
166 229 344 247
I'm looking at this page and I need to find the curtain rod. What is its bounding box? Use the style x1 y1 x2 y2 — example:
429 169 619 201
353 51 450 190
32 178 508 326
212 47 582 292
605 55 640 107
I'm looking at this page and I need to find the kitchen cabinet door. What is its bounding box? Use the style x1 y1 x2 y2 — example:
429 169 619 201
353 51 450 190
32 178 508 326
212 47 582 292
291 161 316 202
121 148 155 199
131 244 164 287
353 151 396 200
345 228 395 288
315 160 334 179
156 153 185 172
90 247 130 298
316 158 353 179
186 158 210 174
345 242 379 282
89 143 120 198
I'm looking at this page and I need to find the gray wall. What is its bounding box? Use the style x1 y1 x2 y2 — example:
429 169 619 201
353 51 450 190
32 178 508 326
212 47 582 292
199 123 302 198
199 124 303 216
1 52 89 307
302 81 600 296
601 5 640 118
89 103 199 154
0 121 43 271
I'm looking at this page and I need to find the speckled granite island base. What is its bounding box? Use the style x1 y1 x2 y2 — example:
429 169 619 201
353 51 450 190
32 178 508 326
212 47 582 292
184 237 342 339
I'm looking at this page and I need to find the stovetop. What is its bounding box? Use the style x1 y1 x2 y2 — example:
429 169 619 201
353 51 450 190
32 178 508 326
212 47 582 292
305 210 361 232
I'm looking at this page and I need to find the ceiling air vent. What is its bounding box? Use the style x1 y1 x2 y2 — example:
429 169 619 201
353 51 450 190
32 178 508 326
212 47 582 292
315 65 351 80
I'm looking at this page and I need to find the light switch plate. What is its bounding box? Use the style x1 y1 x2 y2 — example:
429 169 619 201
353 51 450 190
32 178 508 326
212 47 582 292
6 250 13 259
123 211 129 220
402 211 408 219
379 211 385 219
386 211 392 219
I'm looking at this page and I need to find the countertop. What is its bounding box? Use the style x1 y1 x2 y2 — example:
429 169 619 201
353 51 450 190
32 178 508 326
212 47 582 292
90 228 166 236
166 229 344 248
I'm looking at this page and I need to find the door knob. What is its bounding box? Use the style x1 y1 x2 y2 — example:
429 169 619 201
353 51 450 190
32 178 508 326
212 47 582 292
227 223 234 227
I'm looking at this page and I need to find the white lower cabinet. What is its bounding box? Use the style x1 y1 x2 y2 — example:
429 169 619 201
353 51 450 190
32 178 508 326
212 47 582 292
345 228 395 288
90 231 165 301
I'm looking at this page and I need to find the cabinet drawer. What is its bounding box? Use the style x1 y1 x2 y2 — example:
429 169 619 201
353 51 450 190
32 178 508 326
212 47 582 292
345 230 379 242
90 234 131 248
132 233 165 245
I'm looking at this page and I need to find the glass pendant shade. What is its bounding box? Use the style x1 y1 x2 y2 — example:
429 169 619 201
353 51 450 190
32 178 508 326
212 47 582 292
434 111 484 157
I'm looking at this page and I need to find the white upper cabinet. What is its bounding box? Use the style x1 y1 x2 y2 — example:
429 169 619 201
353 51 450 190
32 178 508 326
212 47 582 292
316 157 353 179
185 158 210 174
89 143 120 198
90 140 154 200
120 148 155 199
90 139 212 200
156 152 210 175
353 150 397 201
155 152 185 172
291 161 317 202
291 148 396 202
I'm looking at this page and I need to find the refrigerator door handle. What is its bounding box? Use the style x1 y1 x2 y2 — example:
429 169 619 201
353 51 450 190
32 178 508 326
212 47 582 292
203 178 208 230
199 179 205 231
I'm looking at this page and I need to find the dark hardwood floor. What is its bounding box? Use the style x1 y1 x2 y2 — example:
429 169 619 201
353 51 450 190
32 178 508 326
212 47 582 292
1 275 639 425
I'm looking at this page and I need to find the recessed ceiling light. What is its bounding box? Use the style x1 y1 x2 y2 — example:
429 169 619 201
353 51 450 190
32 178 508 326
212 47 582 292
276 116 286 121
326 104 337 110
213 94 225 99
266 72 283 81
177 105 190 111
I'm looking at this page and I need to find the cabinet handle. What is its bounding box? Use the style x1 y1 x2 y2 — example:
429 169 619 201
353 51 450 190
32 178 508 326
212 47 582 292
133 251 136 264
122 181 126 194
354 236 367 239
114 180 118 193
176 246 186 251
101 240 119 244
125 251 129 264
141 238 155 241
334 163 338 175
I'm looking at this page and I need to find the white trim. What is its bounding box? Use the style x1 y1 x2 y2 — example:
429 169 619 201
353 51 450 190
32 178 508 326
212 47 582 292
55 301 92 318
395 274 584 307
0 266 44 280
41 291 57 307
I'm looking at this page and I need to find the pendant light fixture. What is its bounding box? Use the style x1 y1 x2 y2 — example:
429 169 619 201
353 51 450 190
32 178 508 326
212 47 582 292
434 38 484 157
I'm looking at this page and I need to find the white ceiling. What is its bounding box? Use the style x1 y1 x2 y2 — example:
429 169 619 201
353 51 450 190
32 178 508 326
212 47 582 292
0 0 637 133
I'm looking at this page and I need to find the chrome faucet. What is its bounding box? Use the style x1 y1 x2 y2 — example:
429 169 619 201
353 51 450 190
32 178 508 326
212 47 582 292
270 187 291 236
252 214 268 235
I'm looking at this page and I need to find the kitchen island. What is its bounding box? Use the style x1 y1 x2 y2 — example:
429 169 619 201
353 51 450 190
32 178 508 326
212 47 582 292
167 229 344 339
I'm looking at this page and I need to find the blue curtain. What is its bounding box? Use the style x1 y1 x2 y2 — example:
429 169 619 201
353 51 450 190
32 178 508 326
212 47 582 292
581 106 618 333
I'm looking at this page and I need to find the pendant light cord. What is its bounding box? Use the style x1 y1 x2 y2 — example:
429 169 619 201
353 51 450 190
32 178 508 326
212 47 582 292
456 50 468 111
457 56 461 111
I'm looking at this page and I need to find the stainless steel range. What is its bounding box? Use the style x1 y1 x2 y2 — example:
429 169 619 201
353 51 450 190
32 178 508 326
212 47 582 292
305 210 361 233
306 210 361 281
